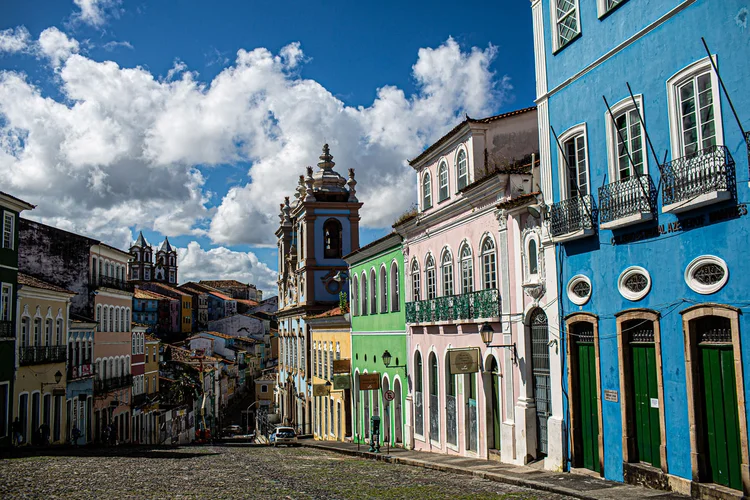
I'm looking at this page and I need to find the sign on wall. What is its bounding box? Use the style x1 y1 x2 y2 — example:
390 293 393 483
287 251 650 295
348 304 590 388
313 384 329 397
604 389 618 403
448 348 480 374
333 359 351 374
333 375 351 390
359 373 381 391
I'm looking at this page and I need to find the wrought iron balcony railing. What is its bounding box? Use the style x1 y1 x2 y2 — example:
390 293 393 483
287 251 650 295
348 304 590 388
405 288 500 324
94 374 133 394
90 276 134 292
549 195 595 238
598 175 655 225
662 145 734 208
18 346 67 366
0 320 12 337
131 393 148 407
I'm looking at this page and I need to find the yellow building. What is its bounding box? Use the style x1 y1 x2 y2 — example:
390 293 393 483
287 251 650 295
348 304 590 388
141 333 160 444
307 307 351 441
14 273 75 445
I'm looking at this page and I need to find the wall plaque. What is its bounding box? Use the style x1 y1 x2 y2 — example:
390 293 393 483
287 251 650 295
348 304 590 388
359 373 381 391
604 389 618 403
448 348 480 374
333 375 351 390
313 384 329 396
333 359 351 374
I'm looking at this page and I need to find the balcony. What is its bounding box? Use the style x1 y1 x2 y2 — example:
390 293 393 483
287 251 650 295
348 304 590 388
598 175 655 229
94 374 133 394
18 346 67 366
0 320 12 337
662 145 734 214
132 393 148 407
405 289 500 325
90 276 134 293
549 195 596 243
67 363 94 380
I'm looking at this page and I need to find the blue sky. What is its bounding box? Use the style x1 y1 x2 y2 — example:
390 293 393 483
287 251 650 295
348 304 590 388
0 0 536 294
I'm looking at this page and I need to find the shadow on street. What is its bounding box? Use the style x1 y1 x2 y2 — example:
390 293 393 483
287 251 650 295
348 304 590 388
0 445 220 460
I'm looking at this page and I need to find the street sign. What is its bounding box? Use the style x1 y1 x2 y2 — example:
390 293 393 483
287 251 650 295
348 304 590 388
383 390 395 402
333 359 351 374
333 375 351 390
448 348 480 374
359 373 380 390
313 384 329 396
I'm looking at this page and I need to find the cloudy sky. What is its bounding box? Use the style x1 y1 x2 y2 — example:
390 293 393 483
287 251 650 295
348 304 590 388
0 0 536 296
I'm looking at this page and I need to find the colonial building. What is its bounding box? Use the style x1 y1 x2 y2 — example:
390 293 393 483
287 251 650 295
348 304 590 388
142 333 160 444
308 307 351 441
276 144 361 434
345 232 407 448
395 106 548 465
0 191 34 446
15 273 74 445
128 233 178 285
67 317 96 444
199 280 261 301
531 0 750 495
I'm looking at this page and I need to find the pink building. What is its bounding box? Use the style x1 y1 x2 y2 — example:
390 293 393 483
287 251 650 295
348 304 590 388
395 106 560 468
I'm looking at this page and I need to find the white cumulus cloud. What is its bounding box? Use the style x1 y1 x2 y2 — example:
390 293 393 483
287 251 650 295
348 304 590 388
0 26 31 54
73 0 120 27
177 241 278 296
38 27 80 67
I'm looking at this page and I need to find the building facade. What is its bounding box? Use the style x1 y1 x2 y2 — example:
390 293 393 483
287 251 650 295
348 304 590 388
395 107 553 465
128 233 178 285
346 233 408 448
276 144 361 434
0 191 33 446
67 318 95 445
531 0 750 495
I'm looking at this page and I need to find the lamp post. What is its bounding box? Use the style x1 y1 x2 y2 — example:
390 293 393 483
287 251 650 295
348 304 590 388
479 322 517 364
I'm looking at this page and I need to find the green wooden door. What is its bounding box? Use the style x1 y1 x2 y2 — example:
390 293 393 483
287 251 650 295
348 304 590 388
700 344 742 490
577 340 600 473
631 344 661 468
490 359 501 450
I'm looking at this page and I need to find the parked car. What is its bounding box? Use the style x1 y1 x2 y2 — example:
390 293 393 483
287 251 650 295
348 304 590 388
270 426 298 447
221 425 243 438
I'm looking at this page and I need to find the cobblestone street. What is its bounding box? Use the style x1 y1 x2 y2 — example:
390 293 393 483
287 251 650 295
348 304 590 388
0 445 572 499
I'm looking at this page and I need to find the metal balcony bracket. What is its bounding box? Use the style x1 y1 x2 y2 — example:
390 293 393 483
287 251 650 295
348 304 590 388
485 342 518 364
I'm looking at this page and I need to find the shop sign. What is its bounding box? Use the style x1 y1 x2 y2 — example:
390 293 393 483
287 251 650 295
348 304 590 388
313 384 329 396
333 375 351 390
604 389 618 403
333 359 351 374
359 373 380 390
448 348 479 374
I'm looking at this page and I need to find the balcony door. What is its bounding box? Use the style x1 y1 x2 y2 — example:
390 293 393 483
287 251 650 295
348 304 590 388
530 309 551 457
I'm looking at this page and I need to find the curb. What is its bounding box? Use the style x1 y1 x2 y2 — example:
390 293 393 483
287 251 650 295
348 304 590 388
301 442 597 499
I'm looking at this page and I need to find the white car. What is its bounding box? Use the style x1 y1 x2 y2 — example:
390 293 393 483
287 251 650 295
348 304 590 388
270 426 298 447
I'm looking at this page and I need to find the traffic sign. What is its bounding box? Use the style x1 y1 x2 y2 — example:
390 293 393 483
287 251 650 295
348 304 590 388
383 390 395 402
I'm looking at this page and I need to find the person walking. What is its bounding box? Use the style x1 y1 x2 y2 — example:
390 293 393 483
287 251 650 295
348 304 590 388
71 425 81 446
11 417 22 447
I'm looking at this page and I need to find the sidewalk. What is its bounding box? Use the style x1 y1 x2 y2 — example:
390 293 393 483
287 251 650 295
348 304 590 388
300 439 688 500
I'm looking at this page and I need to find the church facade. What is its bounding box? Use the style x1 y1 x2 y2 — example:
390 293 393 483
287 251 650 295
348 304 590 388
128 233 178 285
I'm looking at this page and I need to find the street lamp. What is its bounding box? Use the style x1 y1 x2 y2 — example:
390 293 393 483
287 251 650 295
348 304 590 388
479 322 517 364
41 370 63 390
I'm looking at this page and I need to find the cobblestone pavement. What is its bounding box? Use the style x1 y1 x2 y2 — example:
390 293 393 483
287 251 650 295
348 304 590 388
0 445 574 499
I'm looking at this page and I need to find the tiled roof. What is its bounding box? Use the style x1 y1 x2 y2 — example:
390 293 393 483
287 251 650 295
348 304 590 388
145 334 160 342
496 192 541 211
149 282 190 297
236 299 260 307
134 288 173 301
17 273 76 295
200 331 236 340
309 306 344 319
408 106 537 167
200 280 253 289
343 231 401 260
208 290 235 302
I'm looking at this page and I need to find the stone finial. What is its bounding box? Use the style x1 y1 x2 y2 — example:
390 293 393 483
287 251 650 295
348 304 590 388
282 196 292 225
317 143 335 171
347 168 358 202
279 203 285 224
304 166 316 202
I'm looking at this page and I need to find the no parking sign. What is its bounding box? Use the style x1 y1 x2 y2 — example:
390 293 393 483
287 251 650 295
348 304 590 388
383 390 395 402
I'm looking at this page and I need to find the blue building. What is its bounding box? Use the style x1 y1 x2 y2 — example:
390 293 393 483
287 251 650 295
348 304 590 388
133 291 159 327
531 0 750 496
276 144 361 434
67 318 96 444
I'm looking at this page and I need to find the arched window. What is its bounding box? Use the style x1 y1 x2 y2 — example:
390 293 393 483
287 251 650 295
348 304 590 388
379 266 388 313
352 275 359 317
92 257 98 283
411 260 421 301
429 352 439 439
55 318 62 345
102 307 107 332
360 273 368 316
120 308 125 332
45 318 52 346
21 317 29 347
370 269 377 314
425 255 436 300
323 219 343 259
438 161 449 201
414 351 424 436
126 308 130 331
460 244 474 294
109 306 114 332
390 262 400 312
115 308 120 332
441 249 453 296
422 172 432 210
481 237 497 290
528 239 538 276
132 334 137 354
33 317 41 345
457 149 468 190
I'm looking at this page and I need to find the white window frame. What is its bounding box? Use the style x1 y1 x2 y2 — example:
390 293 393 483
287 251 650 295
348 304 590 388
379 264 388 314
597 0 626 18
480 236 497 290
422 171 432 211
459 243 474 294
351 275 359 317
551 0 581 52
0 283 11 322
684 255 729 295
411 260 421 302
455 147 469 191
567 274 592 306
370 268 377 315
618 266 652 301
441 248 454 297
424 255 436 300
605 94 649 182
438 160 449 202
390 261 400 312
557 123 590 200
666 56 724 161
2 211 14 250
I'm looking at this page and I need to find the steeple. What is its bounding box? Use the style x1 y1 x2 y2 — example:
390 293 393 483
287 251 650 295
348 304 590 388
159 237 174 254
310 143 348 194
133 231 149 248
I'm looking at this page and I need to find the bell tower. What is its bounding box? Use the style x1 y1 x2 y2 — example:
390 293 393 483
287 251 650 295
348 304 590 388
129 231 153 281
155 237 178 284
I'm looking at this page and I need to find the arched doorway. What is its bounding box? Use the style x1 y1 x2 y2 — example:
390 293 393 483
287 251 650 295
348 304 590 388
486 356 501 451
428 352 440 443
446 353 458 447
414 352 424 437
568 318 601 474
530 308 551 457
394 378 403 444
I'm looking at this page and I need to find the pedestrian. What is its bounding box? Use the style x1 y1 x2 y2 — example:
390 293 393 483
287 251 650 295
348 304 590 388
102 424 110 446
40 423 50 445
71 425 81 446
11 417 22 447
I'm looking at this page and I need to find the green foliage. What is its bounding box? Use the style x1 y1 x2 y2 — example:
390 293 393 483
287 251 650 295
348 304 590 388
339 291 349 313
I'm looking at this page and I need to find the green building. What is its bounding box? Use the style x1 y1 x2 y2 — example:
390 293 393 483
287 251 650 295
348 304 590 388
344 233 406 447
0 191 34 446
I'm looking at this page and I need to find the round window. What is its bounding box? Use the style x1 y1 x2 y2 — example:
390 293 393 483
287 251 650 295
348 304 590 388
567 275 592 306
685 255 728 295
618 266 651 301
